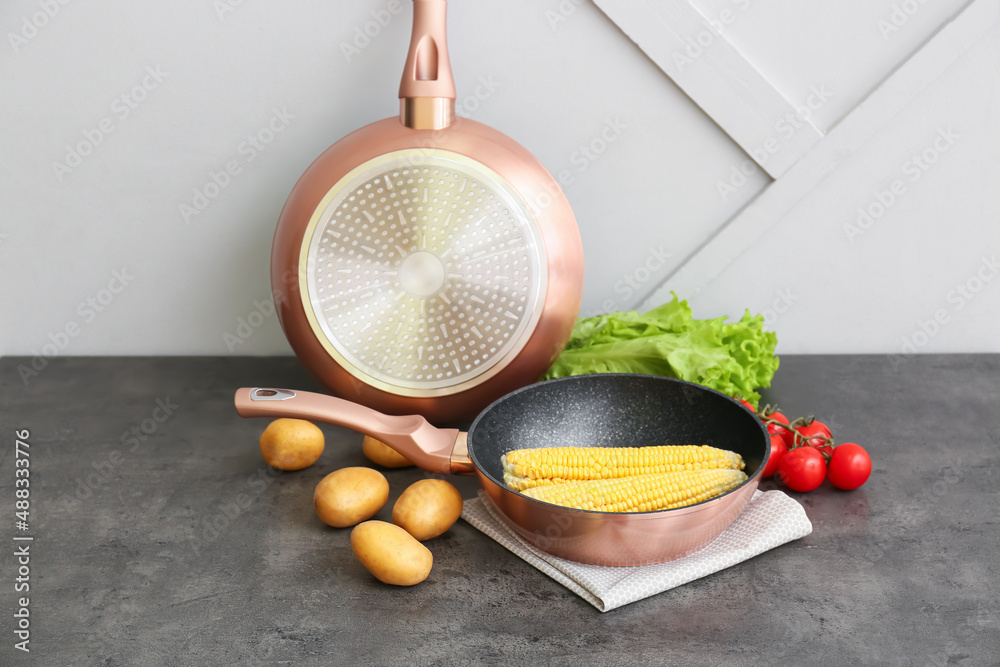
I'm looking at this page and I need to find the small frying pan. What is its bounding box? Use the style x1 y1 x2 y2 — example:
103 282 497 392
235 374 769 566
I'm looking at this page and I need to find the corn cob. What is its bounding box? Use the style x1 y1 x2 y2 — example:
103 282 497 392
521 468 748 513
502 473 572 492
501 445 744 491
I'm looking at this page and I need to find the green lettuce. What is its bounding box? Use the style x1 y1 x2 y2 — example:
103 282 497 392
541 293 779 408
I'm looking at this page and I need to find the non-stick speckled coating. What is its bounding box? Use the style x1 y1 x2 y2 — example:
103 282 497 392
468 373 768 506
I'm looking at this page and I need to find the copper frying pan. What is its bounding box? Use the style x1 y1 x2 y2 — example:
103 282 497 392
235 374 769 566
271 0 583 424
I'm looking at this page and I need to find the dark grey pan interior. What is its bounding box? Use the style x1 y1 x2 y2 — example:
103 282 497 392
468 373 769 489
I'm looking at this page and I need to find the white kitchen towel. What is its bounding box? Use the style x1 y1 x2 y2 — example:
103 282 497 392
461 489 812 612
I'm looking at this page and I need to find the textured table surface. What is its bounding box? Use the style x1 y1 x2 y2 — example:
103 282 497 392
0 355 997 665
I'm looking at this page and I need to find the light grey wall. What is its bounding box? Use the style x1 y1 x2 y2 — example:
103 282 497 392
1 0 996 359
1 0 764 356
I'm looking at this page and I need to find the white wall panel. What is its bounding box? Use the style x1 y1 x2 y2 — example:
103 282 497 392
0 0 765 355
688 0 973 131
593 0 824 178
690 21 1000 354
1 0 993 358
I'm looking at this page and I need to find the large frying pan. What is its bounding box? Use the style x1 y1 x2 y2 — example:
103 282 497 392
272 0 583 424
235 374 769 566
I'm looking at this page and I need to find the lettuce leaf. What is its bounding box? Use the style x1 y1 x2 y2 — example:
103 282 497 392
541 293 779 408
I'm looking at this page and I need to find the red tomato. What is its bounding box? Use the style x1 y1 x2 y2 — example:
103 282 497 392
778 447 827 492
827 443 872 490
794 421 833 458
763 411 793 446
735 397 756 413
760 434 787 478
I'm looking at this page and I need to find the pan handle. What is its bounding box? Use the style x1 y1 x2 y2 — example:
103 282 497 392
235 388 467 475
399 0 455 129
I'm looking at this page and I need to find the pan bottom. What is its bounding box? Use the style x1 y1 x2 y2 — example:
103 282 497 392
478 472 759 567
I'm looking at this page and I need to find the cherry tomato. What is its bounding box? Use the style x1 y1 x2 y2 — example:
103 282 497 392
778 447 827 492
735 397 756 412
760 433 787 478
827 443 872 490
794 420 833 458
763 410 793 446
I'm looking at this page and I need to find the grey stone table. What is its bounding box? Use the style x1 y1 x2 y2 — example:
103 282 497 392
1 355 997 665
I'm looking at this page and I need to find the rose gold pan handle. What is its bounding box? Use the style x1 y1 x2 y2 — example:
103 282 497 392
234 388 472 474
399 0 456 130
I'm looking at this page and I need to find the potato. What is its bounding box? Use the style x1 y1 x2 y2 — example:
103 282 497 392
362 435 413 468
259 418 324 471
314 467 389 528
351 520 433 586
392 479 464 541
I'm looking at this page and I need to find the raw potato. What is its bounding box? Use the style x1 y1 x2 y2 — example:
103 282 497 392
314 467 389 528
392 479 463 541
351 520 433 586
259 418 324 471
362 435 413 468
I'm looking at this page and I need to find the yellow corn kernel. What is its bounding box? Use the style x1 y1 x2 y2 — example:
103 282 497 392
520 469 748 513
502 471 571 491
500 445 744 484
